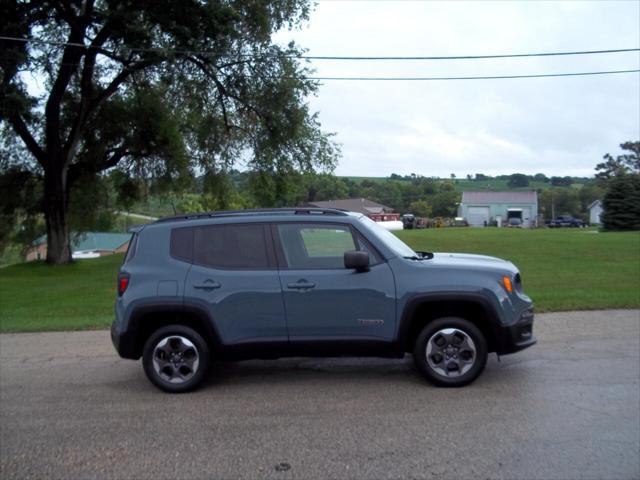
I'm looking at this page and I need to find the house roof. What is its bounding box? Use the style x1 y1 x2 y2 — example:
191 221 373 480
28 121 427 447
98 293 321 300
33 232 131 252
588 199 602 209
461 191 538 204
306 198 395 215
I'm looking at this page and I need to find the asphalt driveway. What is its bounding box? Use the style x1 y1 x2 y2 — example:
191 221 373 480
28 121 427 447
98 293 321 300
1 310 639 479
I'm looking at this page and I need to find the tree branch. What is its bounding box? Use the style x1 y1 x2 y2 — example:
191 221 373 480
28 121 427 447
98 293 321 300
7 112 46 165
44 8 90 164
91 59 156 110
67 144 132 185
186 55 267 123
63 20 115 159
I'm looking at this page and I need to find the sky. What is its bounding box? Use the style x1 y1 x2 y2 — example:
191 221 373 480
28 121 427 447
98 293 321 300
273 0 640 178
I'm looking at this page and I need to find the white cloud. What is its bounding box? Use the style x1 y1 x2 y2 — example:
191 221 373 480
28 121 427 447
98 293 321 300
275 0 640 177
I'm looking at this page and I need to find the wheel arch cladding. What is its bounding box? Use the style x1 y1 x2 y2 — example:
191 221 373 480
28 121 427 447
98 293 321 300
401 297 498 353
129 305 221 359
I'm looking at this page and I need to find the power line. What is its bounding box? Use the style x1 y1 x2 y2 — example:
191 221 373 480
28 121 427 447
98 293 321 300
302 70 640 81
302 49 640 61
0 35 638 61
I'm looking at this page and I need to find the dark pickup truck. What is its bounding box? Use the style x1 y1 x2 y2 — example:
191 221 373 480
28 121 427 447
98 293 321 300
546 215 585 228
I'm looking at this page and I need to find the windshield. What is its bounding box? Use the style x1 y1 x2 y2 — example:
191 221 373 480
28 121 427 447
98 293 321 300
359 216 417 258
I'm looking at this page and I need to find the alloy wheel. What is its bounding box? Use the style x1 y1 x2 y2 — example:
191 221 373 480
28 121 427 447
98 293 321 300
426 328 477 378
152 336 200 384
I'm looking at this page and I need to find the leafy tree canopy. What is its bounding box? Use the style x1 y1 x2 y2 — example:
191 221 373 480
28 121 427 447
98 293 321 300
602 175 640 231
596 141 640 231
507 173 529 188
0 0 338 263
595 141 640 182
407 199 432 218
550 176 573 187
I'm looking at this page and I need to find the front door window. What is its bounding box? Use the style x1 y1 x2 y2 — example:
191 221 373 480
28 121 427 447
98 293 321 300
277 224 356 269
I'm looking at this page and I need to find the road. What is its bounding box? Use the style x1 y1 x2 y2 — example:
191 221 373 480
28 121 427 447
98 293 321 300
1 310 639 479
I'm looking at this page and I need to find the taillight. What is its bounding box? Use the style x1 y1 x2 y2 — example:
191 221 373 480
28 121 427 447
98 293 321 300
118 273 130 296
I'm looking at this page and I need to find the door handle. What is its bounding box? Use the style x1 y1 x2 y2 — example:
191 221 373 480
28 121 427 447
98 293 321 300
287 281 316 290
193 280 221 290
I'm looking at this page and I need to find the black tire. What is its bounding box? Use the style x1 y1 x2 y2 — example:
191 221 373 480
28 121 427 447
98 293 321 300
413 317 488 387
142 325 210 393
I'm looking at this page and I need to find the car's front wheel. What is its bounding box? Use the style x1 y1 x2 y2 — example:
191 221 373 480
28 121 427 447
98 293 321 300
142 325 210 393
413 317 488 387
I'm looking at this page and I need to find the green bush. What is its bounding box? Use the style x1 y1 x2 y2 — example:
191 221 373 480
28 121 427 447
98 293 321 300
602 175 640 231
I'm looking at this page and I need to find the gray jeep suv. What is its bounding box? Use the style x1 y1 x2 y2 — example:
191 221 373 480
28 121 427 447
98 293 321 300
112 208 535 392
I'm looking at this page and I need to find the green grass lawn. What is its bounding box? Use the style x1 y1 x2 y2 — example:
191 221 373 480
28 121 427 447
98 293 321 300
0 228 638 332
0 255 121 333
397 228 640 312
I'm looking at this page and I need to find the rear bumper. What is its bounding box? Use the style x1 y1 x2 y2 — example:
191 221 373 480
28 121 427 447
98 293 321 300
494 308 536 355
111 321 140 360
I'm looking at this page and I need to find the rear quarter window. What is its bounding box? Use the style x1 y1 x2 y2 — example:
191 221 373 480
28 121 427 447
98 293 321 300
123 233 138 263
170 227 194 263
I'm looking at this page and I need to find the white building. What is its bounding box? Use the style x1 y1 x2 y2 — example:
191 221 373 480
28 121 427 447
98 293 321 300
588 200 603 225
458 191 538 228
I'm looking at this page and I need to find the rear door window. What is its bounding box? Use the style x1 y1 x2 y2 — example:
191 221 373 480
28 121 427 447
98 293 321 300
194 224 270 269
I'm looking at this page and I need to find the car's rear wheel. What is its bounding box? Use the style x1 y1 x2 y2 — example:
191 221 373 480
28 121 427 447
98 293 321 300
413 317 487 387
142 325 210 393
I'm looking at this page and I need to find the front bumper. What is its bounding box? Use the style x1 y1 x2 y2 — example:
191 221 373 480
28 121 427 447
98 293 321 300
494 308 536 355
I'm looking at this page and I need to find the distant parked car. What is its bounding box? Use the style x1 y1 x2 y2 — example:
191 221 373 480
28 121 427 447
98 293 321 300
546 215 584 228
401 213 416 229
451 217 469 227
508 218 522 228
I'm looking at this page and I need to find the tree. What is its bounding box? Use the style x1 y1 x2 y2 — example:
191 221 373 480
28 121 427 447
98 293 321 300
0 0 337 264
508 173 529 188
602 175 640 230
538 188 581 220
596 141 640 182
533 173 548 183
550 176 573 187
431 191 459 218
593 141 640 230
303 174 348 203
407 200 432 218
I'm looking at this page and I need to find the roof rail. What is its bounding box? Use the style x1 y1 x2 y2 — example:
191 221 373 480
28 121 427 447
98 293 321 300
153 207 349 224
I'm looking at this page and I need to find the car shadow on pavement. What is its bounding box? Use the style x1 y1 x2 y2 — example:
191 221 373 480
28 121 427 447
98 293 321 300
195 353 535 391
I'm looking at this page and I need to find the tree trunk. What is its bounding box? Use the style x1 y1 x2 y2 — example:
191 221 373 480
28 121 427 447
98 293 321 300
44 164 72 264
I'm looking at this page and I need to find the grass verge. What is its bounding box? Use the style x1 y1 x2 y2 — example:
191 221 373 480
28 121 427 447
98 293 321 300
0 228 638 332
396 228 640 312
0 255 121 332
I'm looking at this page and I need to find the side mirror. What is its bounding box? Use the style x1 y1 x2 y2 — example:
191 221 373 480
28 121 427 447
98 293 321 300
344 250 370 272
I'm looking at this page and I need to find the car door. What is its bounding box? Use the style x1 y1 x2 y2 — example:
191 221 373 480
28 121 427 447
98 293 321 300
182 223 287 344
273 222 396 342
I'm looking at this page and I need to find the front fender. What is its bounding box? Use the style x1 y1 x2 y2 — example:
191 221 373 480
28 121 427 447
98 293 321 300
396 291 503 349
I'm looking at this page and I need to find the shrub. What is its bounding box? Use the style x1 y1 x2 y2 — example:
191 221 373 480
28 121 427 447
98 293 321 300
602 175 640 230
